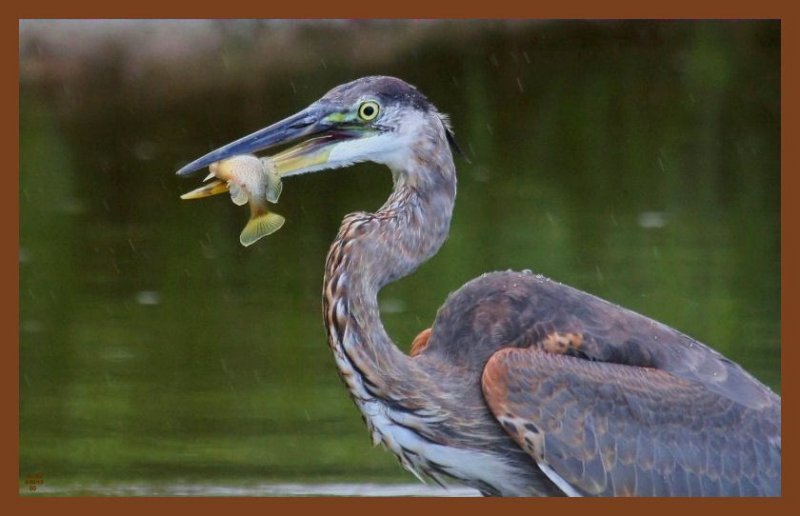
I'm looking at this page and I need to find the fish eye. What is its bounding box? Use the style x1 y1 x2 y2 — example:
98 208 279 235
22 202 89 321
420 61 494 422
357 101 380 121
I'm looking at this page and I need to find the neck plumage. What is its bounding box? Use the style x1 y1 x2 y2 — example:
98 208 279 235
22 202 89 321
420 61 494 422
322 136 456 409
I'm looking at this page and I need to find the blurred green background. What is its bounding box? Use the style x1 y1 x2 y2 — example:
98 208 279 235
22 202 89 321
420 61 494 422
19 20 780 495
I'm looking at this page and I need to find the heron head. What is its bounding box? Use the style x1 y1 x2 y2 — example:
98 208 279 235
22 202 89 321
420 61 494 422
176 76 458 179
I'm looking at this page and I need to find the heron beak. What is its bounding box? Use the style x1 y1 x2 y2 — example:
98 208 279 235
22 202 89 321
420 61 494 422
175 105 337 177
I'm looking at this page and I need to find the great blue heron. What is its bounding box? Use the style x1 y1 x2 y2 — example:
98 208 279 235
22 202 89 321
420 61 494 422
177 76 781 496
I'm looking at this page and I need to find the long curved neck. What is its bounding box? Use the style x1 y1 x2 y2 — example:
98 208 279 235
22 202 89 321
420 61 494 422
322 134 456 404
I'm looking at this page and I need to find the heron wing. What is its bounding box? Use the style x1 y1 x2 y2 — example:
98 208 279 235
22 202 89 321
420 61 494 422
481 347 781 496
426 271 777 411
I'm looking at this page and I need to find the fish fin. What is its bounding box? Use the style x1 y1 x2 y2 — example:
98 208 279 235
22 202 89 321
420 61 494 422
265 172 283 203
228 183 248 206
239 211 286 247
259 158 283 203
180 180 228 200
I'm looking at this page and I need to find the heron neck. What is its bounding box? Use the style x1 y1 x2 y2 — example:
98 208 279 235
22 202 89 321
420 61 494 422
323 143 456 398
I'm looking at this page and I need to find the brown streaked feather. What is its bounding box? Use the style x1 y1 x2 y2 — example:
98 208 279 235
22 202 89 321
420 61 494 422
482 347 781 496
410 328 432 357
538 331 585 356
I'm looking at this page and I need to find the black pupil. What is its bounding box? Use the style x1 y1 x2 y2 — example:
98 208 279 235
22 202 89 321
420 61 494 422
362 105 374 117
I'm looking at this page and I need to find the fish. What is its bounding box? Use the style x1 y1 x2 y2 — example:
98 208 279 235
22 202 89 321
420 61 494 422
180 154 285 247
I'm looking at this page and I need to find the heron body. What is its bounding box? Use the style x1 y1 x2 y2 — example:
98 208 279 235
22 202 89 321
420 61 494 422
177 76 781 496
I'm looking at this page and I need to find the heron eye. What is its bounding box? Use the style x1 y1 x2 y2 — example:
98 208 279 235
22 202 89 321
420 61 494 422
358 101 380 121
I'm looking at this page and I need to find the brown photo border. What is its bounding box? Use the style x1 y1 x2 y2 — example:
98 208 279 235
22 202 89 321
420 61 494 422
7 3 795 515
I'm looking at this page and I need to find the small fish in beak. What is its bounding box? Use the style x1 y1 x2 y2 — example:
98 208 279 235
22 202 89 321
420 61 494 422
180 154 285 247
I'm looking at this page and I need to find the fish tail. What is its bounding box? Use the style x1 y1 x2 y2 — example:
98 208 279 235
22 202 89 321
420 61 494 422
239 210 285 247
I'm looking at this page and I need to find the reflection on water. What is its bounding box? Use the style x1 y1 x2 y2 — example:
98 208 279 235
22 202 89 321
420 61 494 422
28 482 480 497
20 20 780 495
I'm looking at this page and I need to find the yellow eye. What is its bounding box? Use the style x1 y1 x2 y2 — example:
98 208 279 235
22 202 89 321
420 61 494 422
358 101 380 121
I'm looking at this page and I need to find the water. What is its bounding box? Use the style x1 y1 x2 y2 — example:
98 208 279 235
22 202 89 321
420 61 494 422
27 481 480 497
19 20 780 496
